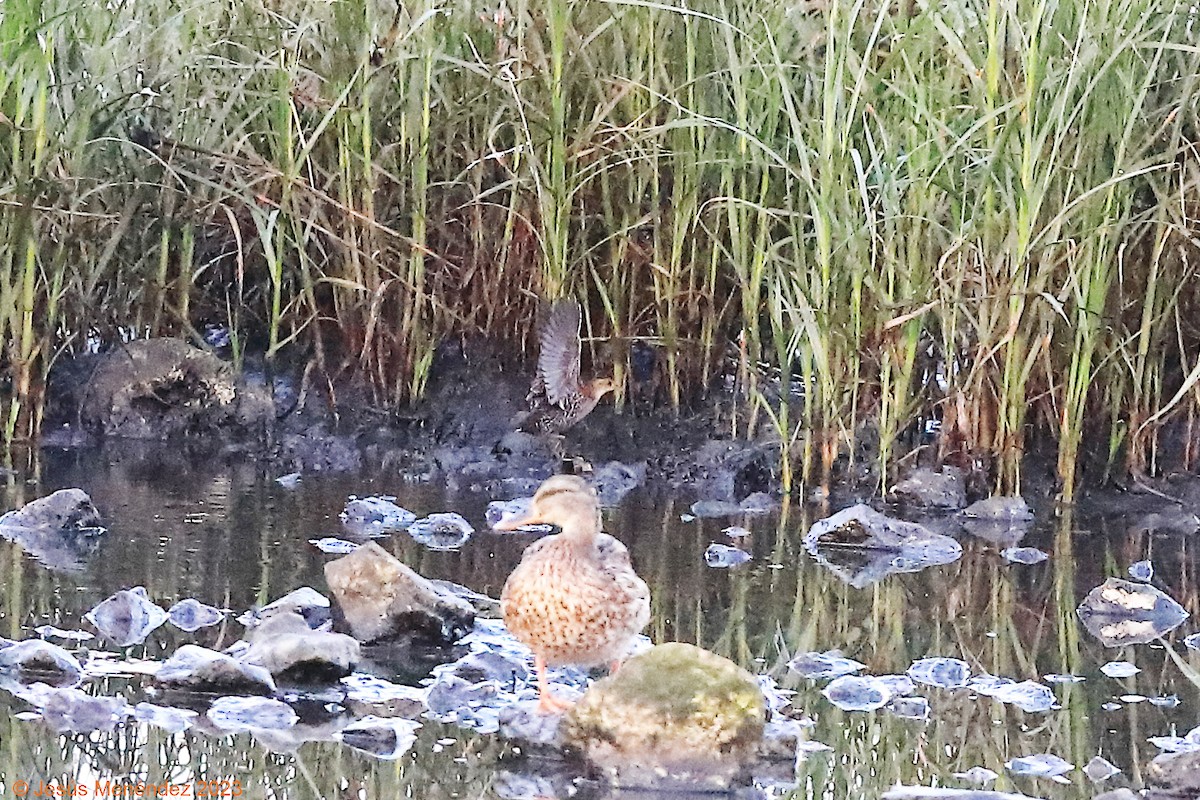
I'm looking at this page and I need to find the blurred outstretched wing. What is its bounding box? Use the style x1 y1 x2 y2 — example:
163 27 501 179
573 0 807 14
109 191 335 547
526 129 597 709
537 299 582 407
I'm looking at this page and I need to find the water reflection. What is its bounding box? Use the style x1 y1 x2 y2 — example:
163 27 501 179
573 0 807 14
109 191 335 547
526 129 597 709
0 444 1198 799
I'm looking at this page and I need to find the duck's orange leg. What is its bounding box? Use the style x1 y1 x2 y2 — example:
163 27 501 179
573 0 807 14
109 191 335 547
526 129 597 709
609 659 622 675
535 654 573 714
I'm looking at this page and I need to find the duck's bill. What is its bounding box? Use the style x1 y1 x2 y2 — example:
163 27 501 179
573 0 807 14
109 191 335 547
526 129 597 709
493 511 543 531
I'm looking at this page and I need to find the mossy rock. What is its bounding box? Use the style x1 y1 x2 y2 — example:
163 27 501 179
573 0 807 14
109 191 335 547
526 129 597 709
563 642 766 789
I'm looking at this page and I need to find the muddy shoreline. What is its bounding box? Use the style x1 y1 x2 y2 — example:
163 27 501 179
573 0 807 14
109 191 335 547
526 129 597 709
32 337 1200 529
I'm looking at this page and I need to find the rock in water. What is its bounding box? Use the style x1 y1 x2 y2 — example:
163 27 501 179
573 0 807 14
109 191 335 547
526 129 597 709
324 542 474 644
0 640 84 684
562 642 766 790
590 461 646 507
1148 750 1200 797
241 610 360 682
239 586 331 630
804 504 962 587
167 598 225 632
155 645 275 694
0 488 104 532
1076 577 1189 646
888 467 967 510
85 587 169 647
407 513 474 551
38 686 129 733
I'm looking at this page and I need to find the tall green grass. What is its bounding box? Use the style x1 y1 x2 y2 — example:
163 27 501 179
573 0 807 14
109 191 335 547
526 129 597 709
2 0 1199 500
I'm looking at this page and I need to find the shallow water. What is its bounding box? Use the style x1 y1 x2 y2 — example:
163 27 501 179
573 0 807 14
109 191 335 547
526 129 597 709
2 445 1199 799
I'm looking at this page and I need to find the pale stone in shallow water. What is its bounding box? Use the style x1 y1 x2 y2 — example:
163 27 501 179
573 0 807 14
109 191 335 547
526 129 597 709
155 644 275 694
1076 577 1188 646
0 640 84 683
889 466 966 510
324 542 474 644
85 587 169 647
562 642 766 790
240 610 360 682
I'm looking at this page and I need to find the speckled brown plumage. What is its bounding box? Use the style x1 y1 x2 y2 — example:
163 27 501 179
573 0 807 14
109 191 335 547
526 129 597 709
520 300 615 434
496 475 650 712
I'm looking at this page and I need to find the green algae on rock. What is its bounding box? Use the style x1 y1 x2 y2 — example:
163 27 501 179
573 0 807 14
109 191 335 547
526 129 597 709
562 642 766 789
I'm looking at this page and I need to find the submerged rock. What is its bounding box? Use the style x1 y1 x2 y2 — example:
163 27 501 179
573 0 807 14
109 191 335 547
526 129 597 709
690 499 744 518
407 513 474 551
207 696 298 731
241 610 360 682
133 702 198 733
788 651 866 680
239 587 331 631
804 505 962 587
962 495 1034 521
336 716 422 760
1005 753 1074 780
704 543 751 568
324 542 474 644
340 496 416 534
155 645 275 694
739 492 778 515
590 461 646 507
562 642 766 790
85 587 170 647
167 598 226 632
37 685 129 733
1129 560 1154 582
1148 750 1200 798
0 640 83 684
0 489 107 573
889 467 966 510
1077 577 1189 646
908 658 971 689
822 675 892 711
0 488 104 532
1001 547 1049 564
80 338 268 439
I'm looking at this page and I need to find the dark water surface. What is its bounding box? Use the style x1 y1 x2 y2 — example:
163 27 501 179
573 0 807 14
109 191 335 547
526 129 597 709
2 446 1199 799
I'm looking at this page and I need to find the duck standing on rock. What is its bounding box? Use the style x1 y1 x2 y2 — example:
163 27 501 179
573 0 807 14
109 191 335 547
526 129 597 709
495 475 651 713
520 299 616 435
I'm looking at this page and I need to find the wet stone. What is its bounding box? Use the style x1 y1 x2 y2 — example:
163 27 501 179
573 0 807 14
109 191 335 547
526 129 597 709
239 586 331 631
498 701 566 747
1185 632 1200 651
207 696 298 731
407 513 474 551
1148 749 1200 795
427 673 500 717
907 657 971 689
487 498 533 530
38 685 129 733
274 472 302 489
704 543 751 568
155 644 275 694
739 492 778 515
723 525 751 539
0 640 84 683
991 680 1057 712
1005 753 1074 780
1148 725 1200 753
759 716 816 760
323 542 474 644
34 625 93 642
0 488 104 533
590 461 646 507
1100 661 1140 678
336 715 422 759
241 611 361 683
1129 560 1154 581
340 496 416 534
822 675 893 711
85 586 169 647
167 598 225 632
962 495 1034 521
1044 673 1085 683
1077 577 1189 646
788 651 866 680
309 537 359 555
1001 546 1049 564
876 675 917 697
952 766 999 786
446 649 528 686
887 696 930 720
804 505 962 586
889 466 966 510
1084 755 1121 782
690 499 744 518
133 702 198 733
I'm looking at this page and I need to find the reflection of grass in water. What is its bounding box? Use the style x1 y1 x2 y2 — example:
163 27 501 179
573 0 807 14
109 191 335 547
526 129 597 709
3 470 1200 796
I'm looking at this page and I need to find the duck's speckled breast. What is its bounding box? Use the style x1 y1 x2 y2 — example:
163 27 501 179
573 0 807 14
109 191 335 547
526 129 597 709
501 533 650 667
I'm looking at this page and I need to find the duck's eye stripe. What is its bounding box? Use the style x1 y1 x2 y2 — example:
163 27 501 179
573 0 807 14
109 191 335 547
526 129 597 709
534 487 575 503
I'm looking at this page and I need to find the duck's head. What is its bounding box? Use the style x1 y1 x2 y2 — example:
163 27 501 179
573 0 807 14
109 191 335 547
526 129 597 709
587 377 617 401
494 475 600 541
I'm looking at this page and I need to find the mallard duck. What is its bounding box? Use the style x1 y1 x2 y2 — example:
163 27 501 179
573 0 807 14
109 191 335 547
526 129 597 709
496 475 651 712
520 299 616 435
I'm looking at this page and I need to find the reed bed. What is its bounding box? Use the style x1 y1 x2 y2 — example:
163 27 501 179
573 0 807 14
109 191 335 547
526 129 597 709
3 0 1200 499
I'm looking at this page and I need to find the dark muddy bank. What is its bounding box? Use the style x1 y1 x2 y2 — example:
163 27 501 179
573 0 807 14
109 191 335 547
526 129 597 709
35 337 1200 526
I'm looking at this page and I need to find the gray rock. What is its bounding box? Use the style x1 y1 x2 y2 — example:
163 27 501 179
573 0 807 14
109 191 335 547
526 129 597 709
1095 790 1140 800
1076 577 1189 646
0 488 103 531
739 492 778 515
241 610 360 682
336 716 422 760
38 686 129 733
962 495 1034 520
563 642 766 790
167 598 226 632
239 586 331 630
324 542 474 644
590 461 646 507
0 640 83 683
85 587 169 647
1148 750 1200 798
80 338 268 439
498 701 565 747
889 467 966 510
960 496 1035 546
207 696 297 731
804 504 963 587
155 644 275 694
1130 507 1200 536
407 513 474 551
133 702 198 733
690 499 744 518
340 496 416 533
